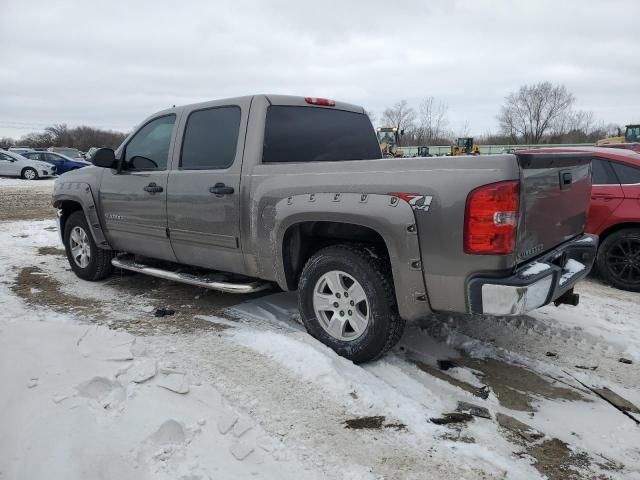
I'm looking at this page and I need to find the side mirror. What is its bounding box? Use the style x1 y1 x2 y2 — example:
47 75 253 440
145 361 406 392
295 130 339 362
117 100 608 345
92 148 117 168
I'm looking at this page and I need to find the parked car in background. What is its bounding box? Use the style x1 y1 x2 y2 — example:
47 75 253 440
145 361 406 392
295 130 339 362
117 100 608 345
518 147 640 292
22 151 90 174
85 147 99 162
7 146 33 155
0 149 56 179
48 147 85 160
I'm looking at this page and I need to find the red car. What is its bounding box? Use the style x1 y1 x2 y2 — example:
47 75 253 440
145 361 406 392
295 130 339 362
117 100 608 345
518 147 640 292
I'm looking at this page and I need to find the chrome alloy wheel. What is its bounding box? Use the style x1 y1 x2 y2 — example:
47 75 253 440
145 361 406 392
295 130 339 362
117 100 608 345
69 226 91 268
313 270 370 341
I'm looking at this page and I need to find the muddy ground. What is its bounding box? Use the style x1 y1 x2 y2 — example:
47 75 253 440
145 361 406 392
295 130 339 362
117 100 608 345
0 182 57 221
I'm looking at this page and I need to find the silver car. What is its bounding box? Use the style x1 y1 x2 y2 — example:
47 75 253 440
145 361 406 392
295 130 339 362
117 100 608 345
0 149 57 179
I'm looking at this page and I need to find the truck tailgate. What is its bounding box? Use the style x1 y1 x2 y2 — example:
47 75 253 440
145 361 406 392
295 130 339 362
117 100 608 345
515 152 593 263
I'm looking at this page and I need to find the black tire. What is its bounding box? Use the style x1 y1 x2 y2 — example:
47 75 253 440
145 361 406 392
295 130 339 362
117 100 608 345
63 211 114 281
298 244 405 363
596 228 640 292
21 167 38 180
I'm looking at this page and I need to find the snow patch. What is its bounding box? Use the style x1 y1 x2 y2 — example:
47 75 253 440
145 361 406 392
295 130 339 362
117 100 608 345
520 262 551 276
559 259 585 285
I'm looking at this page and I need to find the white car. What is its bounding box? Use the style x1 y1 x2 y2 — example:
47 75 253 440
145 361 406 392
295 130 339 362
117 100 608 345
0 149 57 179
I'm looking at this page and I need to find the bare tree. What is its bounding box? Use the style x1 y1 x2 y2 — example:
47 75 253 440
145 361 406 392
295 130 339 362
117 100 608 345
497 82 575 144
382 100 416 134
457 120 471 139
45 124 73 147
16 125 127 151
416 97 450 144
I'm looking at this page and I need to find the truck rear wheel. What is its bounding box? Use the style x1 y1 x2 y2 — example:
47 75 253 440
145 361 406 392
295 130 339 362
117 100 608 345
596 228 640 292
63 211 114 281
298 244 405 363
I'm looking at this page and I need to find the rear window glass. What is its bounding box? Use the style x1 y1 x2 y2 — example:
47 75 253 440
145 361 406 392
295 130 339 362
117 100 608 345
611 161 640 184
262 106 381 163
181 106 241 170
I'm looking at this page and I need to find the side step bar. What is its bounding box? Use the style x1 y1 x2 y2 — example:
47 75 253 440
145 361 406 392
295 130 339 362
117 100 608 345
111 256 272 294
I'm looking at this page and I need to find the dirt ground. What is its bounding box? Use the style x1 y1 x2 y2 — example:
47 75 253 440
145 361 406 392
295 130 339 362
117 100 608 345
0 181 57 221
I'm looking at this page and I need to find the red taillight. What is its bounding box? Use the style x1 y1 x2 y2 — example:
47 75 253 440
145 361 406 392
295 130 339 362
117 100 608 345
464 180 519 254
304 97 336 107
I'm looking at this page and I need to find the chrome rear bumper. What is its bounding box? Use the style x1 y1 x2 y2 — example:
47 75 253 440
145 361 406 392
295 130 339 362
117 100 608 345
467 234 598 316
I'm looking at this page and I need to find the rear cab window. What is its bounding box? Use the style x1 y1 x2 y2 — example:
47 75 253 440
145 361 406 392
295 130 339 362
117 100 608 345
262 106 381 163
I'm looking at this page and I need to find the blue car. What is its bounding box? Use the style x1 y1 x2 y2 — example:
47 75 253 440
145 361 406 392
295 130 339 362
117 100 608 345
22 151 91 174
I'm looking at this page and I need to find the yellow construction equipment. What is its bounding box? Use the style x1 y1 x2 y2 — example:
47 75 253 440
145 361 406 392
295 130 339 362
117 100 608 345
450 137 480 156
376 127 403 157
597 124 640 145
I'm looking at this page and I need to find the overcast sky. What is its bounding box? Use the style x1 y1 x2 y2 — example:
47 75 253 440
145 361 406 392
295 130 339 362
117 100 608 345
1 0 638 139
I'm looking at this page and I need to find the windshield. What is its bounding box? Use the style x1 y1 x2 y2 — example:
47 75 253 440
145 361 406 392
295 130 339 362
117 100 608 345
626 126 640 142
376 130 397 146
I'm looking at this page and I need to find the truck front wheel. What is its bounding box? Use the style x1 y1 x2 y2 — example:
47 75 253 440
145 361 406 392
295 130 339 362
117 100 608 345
63 211 114 281
298 244 405 363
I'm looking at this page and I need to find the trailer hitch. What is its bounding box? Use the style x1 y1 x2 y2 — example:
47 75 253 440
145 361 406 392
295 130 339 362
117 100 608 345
554 289 580 307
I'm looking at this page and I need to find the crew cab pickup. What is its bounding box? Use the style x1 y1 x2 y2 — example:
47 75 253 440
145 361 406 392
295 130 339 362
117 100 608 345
52 95 597 362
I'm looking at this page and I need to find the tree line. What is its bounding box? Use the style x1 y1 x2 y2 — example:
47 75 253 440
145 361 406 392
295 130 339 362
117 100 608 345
0 124 127 151
0 83 624 150
373 81 622 146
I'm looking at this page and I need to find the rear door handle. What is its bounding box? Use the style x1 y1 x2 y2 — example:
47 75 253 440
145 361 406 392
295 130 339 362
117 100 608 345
143 182 163 193
209 183 235 195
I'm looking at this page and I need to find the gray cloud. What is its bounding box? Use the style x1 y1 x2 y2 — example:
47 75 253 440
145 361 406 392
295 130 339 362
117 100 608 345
1 0 638 138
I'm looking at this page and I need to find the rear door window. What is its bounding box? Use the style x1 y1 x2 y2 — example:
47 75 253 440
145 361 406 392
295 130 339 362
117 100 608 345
611 161 640 185
24 152 43 161
180 106 241 170
262 106 381 163
592 158 619 185
46 153 63 163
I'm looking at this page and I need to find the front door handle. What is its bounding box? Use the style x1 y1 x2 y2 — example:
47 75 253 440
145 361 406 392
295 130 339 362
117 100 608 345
143 182 163 193
209 183 235 195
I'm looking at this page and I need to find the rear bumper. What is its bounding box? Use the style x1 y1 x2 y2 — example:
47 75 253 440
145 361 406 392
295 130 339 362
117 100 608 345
467 234 598 315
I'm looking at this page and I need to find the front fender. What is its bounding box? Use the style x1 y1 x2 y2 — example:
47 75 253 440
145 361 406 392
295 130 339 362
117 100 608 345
267 192 431 321
52 181 112 250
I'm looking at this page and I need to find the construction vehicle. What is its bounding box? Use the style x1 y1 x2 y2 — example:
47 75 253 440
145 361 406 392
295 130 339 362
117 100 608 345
376 127 403 157
450 137 480 156
597 124 640 145
416 146 431 157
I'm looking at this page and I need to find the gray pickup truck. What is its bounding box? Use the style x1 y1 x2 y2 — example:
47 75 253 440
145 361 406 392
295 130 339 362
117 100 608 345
53 94 597 362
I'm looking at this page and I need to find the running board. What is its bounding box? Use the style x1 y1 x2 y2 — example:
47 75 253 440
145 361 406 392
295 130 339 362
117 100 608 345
111 256 272 294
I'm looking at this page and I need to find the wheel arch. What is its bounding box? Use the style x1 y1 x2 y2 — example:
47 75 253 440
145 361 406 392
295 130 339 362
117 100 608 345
271 193 432 321
53 182 112 250
597 222 640 244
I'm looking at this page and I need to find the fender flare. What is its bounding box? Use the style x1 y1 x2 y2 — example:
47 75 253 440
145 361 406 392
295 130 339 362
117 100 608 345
52 181 112 250
269 192 431 321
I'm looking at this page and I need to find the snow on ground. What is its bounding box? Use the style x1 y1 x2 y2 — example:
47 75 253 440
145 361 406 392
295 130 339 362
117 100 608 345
0 176 56 189
1 217 640 479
